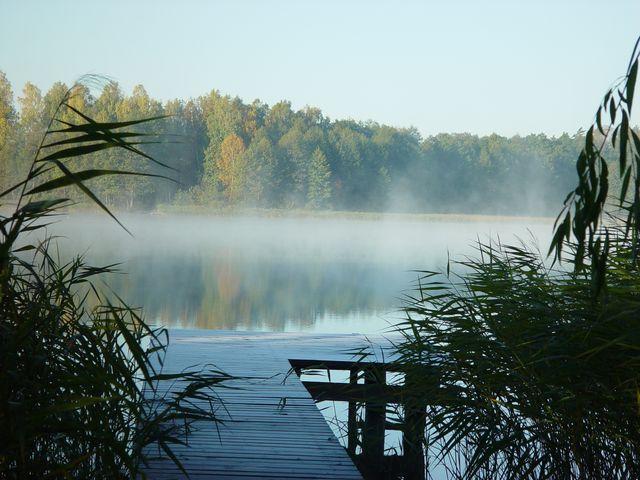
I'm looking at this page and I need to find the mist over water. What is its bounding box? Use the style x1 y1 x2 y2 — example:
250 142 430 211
45 213 553 334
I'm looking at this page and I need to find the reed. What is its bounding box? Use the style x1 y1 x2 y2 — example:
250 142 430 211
0 79 228 479
395 37 640 479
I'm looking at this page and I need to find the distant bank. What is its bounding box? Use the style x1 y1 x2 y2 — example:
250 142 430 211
151 204 554 224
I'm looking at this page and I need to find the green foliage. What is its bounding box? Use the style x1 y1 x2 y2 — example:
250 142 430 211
0 71 16 146
0 80 227 479
551 37 640 275
0 70 590 215
398 235 640 478
243 128 277 206
396 37 640 478
0 72 17 191
306 147 332 209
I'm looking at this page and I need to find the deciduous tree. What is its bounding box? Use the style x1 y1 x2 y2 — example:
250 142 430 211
217 133 247 203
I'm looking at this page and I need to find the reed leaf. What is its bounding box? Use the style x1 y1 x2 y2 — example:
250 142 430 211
397 36 640 479
0 78 228 479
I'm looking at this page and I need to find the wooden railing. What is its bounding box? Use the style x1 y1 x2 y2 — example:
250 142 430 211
289 358 427 480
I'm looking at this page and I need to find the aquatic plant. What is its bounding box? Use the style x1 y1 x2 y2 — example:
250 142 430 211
396 37 640 479
0 79 227 479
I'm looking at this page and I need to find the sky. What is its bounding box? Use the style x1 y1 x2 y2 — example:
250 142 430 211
1 0 638 137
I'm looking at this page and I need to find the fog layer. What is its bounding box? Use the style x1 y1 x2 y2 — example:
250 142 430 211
44 214 553 334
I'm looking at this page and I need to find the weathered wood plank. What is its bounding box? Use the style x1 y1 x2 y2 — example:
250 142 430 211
142 329 398 479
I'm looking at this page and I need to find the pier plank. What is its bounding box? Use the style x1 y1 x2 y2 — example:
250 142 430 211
143 330 397 479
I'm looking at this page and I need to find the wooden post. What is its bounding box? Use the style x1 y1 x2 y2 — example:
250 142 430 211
403 368 426 480
362 365 386 478
347 367 359 455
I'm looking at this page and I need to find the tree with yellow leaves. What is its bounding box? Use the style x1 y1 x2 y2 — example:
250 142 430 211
217 133 247 203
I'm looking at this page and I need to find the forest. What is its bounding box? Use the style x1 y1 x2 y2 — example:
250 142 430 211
0 71 597 216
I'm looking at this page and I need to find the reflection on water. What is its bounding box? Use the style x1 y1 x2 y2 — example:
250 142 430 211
44 213 552 333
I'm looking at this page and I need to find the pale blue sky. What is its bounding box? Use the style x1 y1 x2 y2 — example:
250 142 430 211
1 0 638 137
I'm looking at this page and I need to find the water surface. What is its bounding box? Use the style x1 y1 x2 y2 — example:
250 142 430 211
47 213 552 334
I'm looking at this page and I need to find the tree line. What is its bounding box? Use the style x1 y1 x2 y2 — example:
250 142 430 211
0 71 593 215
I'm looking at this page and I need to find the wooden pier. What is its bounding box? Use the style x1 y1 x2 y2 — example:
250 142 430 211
142 329 399 480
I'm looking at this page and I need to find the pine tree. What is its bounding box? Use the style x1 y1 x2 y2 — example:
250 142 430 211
306 147 332 209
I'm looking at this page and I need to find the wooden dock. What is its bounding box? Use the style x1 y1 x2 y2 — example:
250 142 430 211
142 330 397 479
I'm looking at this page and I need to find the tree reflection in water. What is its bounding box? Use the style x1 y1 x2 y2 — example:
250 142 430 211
46 213 552 333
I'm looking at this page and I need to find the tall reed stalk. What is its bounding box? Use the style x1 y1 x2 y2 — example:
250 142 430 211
396 37 640 479
0 79 227 479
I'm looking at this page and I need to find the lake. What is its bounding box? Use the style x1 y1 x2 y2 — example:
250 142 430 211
47 213 553 334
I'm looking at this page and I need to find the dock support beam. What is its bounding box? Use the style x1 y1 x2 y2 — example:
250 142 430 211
403 368 426 480
361 365 386 479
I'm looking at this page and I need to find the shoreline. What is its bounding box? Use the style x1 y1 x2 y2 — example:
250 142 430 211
2 202 555 224
151 204 554 224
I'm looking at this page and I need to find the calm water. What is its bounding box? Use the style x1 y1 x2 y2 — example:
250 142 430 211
46 213 552 334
